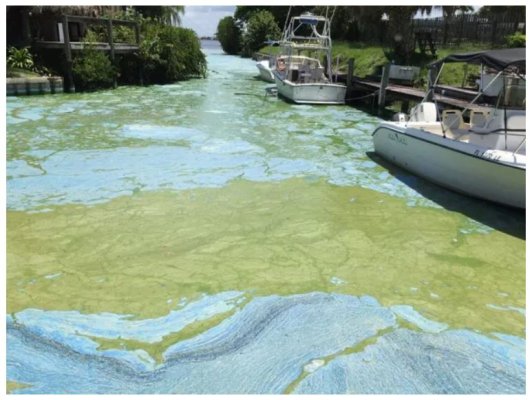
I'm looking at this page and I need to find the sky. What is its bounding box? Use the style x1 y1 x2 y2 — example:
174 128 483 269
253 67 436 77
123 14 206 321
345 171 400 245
179 5 484 37
181 6 236 37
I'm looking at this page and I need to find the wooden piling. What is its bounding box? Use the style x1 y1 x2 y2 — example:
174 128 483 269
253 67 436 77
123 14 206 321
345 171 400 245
378 63 391 109
62 15 75 93
107 18 117 89
346 58 354 88
427 67 437 101
135 23 143 85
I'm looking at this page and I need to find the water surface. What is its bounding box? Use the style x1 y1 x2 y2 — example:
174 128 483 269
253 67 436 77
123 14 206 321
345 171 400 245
6 42 525 394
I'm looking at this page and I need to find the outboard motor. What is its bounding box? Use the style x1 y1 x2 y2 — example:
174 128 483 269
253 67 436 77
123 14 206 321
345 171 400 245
409 102 438 123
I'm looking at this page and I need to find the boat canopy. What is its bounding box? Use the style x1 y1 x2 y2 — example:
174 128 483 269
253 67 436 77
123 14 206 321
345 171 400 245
300 16 319 25
429 48 526 71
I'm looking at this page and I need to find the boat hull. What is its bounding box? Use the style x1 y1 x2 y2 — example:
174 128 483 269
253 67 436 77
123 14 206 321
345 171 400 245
372 123 526 209
256 60 275 83
274 73 346 104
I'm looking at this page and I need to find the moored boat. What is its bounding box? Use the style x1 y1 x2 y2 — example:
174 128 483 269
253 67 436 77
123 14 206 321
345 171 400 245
273 13 346 104
372 48 526 209
256 59 275 83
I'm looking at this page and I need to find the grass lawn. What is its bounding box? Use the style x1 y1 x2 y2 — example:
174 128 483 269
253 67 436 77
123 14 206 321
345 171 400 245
7 67 42 78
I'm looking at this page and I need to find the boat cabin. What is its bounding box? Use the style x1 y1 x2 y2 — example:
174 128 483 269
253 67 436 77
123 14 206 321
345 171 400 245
276 55 327 84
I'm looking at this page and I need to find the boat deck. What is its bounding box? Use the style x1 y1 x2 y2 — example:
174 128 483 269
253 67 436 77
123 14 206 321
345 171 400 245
419 124 471 142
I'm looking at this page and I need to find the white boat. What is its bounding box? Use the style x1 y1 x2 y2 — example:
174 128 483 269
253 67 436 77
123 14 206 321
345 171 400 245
372 48 526 209
273 13 346 104
256 59 275 82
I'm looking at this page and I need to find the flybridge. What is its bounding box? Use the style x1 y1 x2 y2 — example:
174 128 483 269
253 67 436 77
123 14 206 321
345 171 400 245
281 13 332 45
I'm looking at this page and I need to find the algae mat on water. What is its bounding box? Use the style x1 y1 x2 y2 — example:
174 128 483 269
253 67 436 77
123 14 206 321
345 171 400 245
7 177 525 338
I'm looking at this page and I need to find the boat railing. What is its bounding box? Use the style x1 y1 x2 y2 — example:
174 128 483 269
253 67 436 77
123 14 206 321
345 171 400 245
512 136 526 155
281 42 330 51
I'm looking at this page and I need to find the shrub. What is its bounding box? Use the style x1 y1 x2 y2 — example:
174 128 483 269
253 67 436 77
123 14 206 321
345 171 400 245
241 10 281 57
7 46 52 76
216 16 241 55
72 33 116 91
139 22 207 84
7 47 34 70
114 24 136 43
505 32 525 48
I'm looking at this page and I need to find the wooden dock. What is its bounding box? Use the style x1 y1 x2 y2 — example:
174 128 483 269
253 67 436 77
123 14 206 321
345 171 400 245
348 78 491 111
32 14 140 92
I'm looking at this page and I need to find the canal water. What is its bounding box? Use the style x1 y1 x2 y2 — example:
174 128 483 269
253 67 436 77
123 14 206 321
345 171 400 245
6 40 525 394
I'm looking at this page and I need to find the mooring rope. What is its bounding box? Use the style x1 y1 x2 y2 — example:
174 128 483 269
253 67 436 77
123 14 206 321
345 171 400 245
344 90 379 102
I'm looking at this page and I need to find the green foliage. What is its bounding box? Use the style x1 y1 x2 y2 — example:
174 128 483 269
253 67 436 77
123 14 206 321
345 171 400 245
7 46 52 76
84 29 105 43
385 7 419 63
114 25 136 43
139 22 207 84
133 6 185 25
216 16 242 55
477 6 525 20
241 10 281 57
234 6 313 29
330 42 388 77
7 47 34 70
72 36 116 91
505 32 525 48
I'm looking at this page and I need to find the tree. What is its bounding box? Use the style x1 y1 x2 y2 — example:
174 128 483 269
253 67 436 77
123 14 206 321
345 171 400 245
216 16 241 55
139 22 206 83
337 7 386 41
133 6 184 25
311 6 359 40
384 7 419 63
234 6 313 30
241 10 281 57
477 6 525 21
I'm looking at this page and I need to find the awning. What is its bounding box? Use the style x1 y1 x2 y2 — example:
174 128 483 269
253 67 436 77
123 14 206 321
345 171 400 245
429 48 526 71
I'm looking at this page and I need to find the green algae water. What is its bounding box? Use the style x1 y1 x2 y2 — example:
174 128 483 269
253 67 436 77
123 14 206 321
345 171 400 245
7 41 525 394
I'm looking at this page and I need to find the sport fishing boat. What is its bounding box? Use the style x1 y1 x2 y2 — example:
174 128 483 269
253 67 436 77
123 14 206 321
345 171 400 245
372 48 525 209
273 13 346 104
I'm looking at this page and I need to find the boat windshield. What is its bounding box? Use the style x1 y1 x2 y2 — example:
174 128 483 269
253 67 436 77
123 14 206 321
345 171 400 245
498 74 526 110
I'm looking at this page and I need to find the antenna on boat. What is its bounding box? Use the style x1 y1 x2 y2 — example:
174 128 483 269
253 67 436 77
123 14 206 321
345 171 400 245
282 6 292 40
329 6 337 24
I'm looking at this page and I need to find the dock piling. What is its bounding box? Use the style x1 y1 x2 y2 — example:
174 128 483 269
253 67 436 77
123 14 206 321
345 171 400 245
107 18 117 89
346 58 354 88
61 15 75 93
378 63 391 109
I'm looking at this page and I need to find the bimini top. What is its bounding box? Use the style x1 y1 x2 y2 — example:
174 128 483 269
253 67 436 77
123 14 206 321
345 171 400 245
429 48 526 71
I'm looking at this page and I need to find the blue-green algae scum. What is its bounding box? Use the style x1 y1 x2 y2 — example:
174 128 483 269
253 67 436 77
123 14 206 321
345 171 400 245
7 41 525 394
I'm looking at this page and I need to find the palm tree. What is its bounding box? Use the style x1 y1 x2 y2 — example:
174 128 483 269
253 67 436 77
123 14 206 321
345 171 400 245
133 6 184 26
